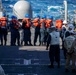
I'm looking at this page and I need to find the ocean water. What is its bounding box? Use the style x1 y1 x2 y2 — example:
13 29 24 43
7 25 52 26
2 0 76 20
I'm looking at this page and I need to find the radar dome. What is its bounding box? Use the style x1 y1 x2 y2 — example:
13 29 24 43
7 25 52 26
13 0 32 20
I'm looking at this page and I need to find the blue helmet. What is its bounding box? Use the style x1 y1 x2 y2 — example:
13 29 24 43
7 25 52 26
11 15 17 19
25 14 30 18
42 15 46 19
14 16 17 19
2 13 6 17
35 14 40 18
48 16 53 20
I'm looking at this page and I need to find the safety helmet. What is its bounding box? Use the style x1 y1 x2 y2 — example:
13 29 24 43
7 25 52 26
63 20 67 24
36 14 40 18
2 13 6 17
48 16 53 20
25 14 30 18
42 15 46 19
11 15 16 19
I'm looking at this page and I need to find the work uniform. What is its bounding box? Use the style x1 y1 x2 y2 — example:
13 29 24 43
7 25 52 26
60 27 66 41
32 18 40 46
72 38 76 55
20 29 24 45
22 18 32 46
0 16 8 45
45 19 53 43
60 27 66 56
10 18 21 46
40 18 46 45
63 25 74 59
46 27 60 68
63 30 71 59
64 33 76 71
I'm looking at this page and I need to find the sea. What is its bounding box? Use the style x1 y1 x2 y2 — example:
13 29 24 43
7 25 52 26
2 0 76 20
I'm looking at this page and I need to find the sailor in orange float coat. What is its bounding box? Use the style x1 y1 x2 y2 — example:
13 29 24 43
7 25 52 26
32 15 41 46
22 14 32 46
40 15 46 45
9 15 21 46
0 14 8 45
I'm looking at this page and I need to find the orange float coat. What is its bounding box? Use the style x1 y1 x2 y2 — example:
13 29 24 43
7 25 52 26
0 17 7 27
46 19 52 28
32 18 40 27
55 20 63 30
10 19 21 29
22 18 31 28
40 19 46 28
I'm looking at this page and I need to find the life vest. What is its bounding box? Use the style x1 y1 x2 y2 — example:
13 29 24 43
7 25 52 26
55 20 63 30
22 18 31 28
0 17 7 27
46 19 52 28
50 31 60 45
64 36 75 53
11 19 20 29
32 18 40 27
40 19 46 28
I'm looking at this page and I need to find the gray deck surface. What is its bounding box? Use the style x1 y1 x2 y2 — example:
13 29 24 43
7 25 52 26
0 46 76 75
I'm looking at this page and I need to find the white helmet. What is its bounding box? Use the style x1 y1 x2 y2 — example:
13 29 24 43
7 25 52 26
63 20 67 24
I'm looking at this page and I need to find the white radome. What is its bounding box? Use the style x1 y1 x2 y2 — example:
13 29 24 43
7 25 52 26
13 0 32 19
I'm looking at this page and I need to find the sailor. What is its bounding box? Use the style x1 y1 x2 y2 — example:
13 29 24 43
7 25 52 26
60 25 66 41
46 16 53 32
40 15 46 46
60 25 66 56
63 24 74 59
64 24 74 38
46 26 60 68
64 31 76 72
9 15 21 46
0 14 8 45
61 21 67 59
60 23 67 42
45 16 53 43
62 20 68 30
32 15 41 46
22 14 32 46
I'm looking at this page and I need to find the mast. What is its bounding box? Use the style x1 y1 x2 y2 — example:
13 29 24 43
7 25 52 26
63 0 68 24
